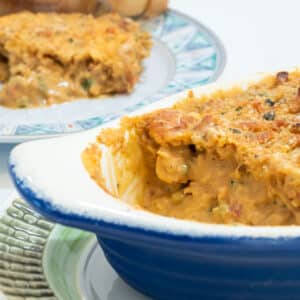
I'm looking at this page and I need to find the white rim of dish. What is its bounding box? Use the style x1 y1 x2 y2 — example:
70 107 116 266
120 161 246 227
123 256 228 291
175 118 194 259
11 67 300 240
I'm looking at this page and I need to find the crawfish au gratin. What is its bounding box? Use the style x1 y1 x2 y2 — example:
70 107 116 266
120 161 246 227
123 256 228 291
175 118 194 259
83 70 300 226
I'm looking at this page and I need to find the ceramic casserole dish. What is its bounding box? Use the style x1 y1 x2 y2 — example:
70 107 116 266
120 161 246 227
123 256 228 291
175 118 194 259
9 70 300 300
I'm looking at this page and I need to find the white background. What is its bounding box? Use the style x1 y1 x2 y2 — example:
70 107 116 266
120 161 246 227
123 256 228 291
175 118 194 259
2 0 300 186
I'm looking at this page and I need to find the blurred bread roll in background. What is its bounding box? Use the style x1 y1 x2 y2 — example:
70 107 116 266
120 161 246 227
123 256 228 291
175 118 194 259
110 0 148 17
144 0 168 17
110 0 168 17
0 0 98 14
0 0 168 17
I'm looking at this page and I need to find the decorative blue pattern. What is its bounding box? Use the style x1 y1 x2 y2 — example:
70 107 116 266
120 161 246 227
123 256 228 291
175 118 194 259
0 10 225 139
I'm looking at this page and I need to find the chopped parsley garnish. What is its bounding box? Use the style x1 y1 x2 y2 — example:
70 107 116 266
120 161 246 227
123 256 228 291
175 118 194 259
230 179 236 186
18 98 29 108
230 179 242 187
229 128 241 134
265 98 275 106
263 111 275 121
235 106 243 111
81 78 93 91
37 76 48 93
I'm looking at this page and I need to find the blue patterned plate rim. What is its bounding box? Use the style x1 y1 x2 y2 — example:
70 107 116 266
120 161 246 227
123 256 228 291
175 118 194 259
0 9 226 143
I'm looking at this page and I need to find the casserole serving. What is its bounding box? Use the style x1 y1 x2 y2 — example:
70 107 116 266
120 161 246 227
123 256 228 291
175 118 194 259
10 70 300 300
83 70 300 226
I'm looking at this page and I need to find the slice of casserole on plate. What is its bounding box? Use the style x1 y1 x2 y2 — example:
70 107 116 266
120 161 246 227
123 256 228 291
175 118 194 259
0 12 151 108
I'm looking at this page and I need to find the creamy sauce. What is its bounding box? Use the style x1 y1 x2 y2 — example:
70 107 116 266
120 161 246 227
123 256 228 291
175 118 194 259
84 70 300 226
141 146 293 225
